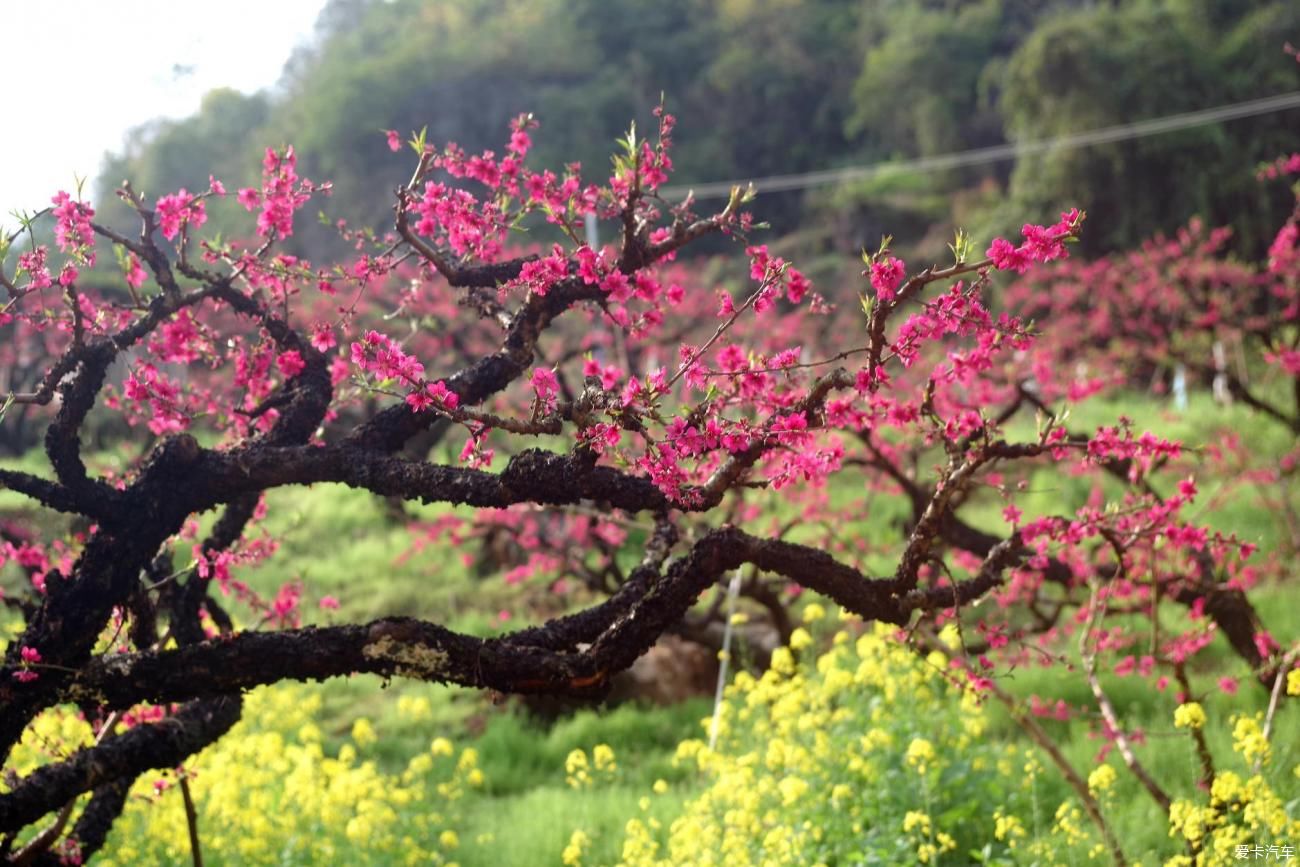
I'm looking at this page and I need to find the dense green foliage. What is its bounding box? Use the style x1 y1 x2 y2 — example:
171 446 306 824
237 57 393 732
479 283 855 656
92 0 1299 261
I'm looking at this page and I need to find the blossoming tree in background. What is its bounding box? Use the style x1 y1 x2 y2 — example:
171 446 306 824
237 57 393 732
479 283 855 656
0 103 1296 866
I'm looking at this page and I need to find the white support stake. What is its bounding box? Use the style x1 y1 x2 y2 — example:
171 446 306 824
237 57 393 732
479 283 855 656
708 567 745 751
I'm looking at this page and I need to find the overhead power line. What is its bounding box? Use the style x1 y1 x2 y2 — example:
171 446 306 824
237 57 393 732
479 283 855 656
659 91 1300 200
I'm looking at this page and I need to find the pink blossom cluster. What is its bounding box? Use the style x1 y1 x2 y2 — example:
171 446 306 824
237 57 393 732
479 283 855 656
349 329 457 413
237 147 313 239
51 191 95 259
987 209 1083 273
1256 152 1300 179
745 244 812 307
868 255 905 302
12 646 41 683
530 367 560 412
148 310 211 365
155 189 208 241
123 362 191 435
15 247 53 291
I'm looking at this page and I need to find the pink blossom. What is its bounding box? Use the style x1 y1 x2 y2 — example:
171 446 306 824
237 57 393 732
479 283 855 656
155 189 207 241
51 191 96 255
531 367 560 411
1253 631 1279 659
17 247 53 290
601 270 632 302
987 237 1031 274
124 255 148 290
579 422 622 454
868 256 905 302
276 350 306 378
406 380 459 413
386 129 402 152
786 267 811 303
310 323 336 352
427 380 459 409
508 129 531 158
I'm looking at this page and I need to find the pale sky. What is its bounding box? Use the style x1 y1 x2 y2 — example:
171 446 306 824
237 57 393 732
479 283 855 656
0 0 328 215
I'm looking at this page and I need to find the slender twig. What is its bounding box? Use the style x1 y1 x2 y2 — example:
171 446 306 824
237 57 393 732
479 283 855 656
1256 644 1300 776
921 628 1128 866
1172 664 1216 789
180 775 204 867
1079 580 1173 812
664 271 781 390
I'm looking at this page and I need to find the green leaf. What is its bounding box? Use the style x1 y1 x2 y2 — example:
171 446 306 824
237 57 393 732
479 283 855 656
948 227 975 264
621 121 638 157
410 126 428 155
875 234 893 260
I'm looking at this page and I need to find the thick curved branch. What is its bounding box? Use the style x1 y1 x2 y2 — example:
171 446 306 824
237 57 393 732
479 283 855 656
41 342 116 500
0 470 103 518
204 284 332 447
24 778 132 867
200 443 675 513
0 697 240 836
67 528 938 710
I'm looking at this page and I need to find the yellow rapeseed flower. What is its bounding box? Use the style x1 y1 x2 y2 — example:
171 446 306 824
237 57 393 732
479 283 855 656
771 646 797 676
1088 764 1117 795
593 743 617 774
1173 702 1206 730
566 748 591 789
993 809 1026 844
562 829 590 866
1232 715 1269 766
905 737 936 774
778 775 809 806
351 718 377 747
903 810 931 834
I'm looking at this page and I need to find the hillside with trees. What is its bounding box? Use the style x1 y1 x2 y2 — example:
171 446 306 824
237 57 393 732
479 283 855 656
93 0 1300 263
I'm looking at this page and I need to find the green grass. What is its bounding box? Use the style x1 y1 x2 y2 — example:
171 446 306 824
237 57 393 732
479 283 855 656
457 782 691 867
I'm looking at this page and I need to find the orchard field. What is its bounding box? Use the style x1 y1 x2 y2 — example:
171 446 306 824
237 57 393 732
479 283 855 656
3 3 1300 866
6 385 1294 866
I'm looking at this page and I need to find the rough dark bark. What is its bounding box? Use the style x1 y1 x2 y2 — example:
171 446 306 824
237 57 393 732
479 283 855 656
0 698 240 835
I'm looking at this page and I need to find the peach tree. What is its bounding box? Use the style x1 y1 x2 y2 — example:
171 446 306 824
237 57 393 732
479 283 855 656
0 109 1294 864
